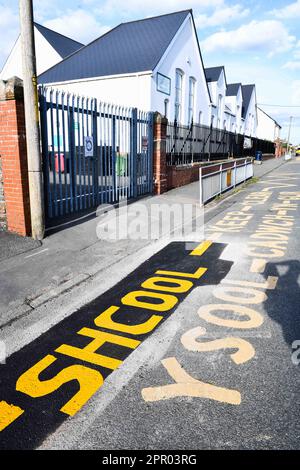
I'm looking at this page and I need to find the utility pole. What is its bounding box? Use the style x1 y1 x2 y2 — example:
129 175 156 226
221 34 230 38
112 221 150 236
287 116 293 154
19 0 44 240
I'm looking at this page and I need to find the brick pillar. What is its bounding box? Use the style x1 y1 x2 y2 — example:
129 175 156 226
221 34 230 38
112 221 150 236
0 154 6 230
153 112 168 195
0 77 31 236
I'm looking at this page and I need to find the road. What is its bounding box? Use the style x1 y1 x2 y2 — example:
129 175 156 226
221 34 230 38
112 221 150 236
0 157 300 450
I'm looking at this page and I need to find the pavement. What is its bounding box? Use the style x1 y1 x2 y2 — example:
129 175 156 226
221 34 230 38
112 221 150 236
1 154 299 450
0 231 41 263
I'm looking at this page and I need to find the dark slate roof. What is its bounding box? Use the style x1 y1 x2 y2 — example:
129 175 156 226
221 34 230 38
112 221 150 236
34 23 84 59
242 84 255 118
226 83 241 96
204 66 224 83
39 10 191 84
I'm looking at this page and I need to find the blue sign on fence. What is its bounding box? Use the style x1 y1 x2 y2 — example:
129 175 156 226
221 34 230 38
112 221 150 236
84 136 94 157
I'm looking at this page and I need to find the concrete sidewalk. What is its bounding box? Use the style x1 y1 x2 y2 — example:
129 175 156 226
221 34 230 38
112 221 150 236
0 156 285 329
0 232 41 262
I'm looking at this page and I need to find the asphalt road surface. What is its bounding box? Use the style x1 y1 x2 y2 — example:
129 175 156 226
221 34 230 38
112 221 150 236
0 158 300 450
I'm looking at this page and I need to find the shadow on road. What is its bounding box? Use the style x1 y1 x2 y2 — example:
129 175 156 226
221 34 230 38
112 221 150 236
263 260 300 350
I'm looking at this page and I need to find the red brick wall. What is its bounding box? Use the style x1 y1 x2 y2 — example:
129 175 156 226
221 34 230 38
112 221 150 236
167 165 201 190
153 113 168 195
0 98 31 236
0 155 6 230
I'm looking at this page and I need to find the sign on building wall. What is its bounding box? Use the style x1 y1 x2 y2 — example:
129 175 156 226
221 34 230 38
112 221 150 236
244 137 252 149
157 72 171 95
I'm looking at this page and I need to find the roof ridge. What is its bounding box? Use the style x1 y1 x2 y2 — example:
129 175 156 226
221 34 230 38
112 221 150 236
118 9 192 27
34 22 84 47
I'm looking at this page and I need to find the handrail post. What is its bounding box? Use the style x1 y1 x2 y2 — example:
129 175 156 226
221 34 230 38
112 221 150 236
199 166 203 206
234 160 237 188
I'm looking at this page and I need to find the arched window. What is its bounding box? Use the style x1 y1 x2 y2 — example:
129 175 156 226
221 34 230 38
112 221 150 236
164 99 169 118
217 93 222 128
188 77 196 125
198 111 202 125
175 69 184 122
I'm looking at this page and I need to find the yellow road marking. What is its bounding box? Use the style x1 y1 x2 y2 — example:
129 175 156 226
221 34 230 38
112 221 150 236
190 240 213 257
242 205 252 212
141 357 241 405
223 276 278 290
207 232 223 241
0 401 24 432
250 258 267 273
181 326 255 365
156 267 207 280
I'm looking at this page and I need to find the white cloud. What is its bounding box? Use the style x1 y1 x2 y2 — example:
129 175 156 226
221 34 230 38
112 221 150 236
195 4 249 28
272 0 300 19
201 20 296 56
283 61 300 70
43 9 110 44
293 49 300 59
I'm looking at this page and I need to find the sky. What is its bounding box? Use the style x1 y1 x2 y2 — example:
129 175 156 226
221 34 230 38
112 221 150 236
1 0 300 143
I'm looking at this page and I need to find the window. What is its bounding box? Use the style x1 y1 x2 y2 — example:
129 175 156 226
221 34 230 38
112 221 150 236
217 94 222 128
164 99 169 118
175 69 183 122
223 120 227 130
198 111 202 125
188 77 196 125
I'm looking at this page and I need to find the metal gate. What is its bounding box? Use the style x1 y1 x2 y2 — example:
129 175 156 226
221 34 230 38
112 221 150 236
39 87 153 223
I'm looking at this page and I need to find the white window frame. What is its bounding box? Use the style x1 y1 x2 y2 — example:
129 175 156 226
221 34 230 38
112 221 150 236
217 93 222 128
198 111 202 125
188 77 196 125
175 69 184 123
164 98 169 118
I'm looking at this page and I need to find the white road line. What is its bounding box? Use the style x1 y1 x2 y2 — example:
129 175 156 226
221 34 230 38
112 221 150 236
25 248 49 259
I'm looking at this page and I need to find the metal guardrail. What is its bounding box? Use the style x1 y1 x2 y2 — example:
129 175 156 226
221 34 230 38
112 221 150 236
199 157 254 206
